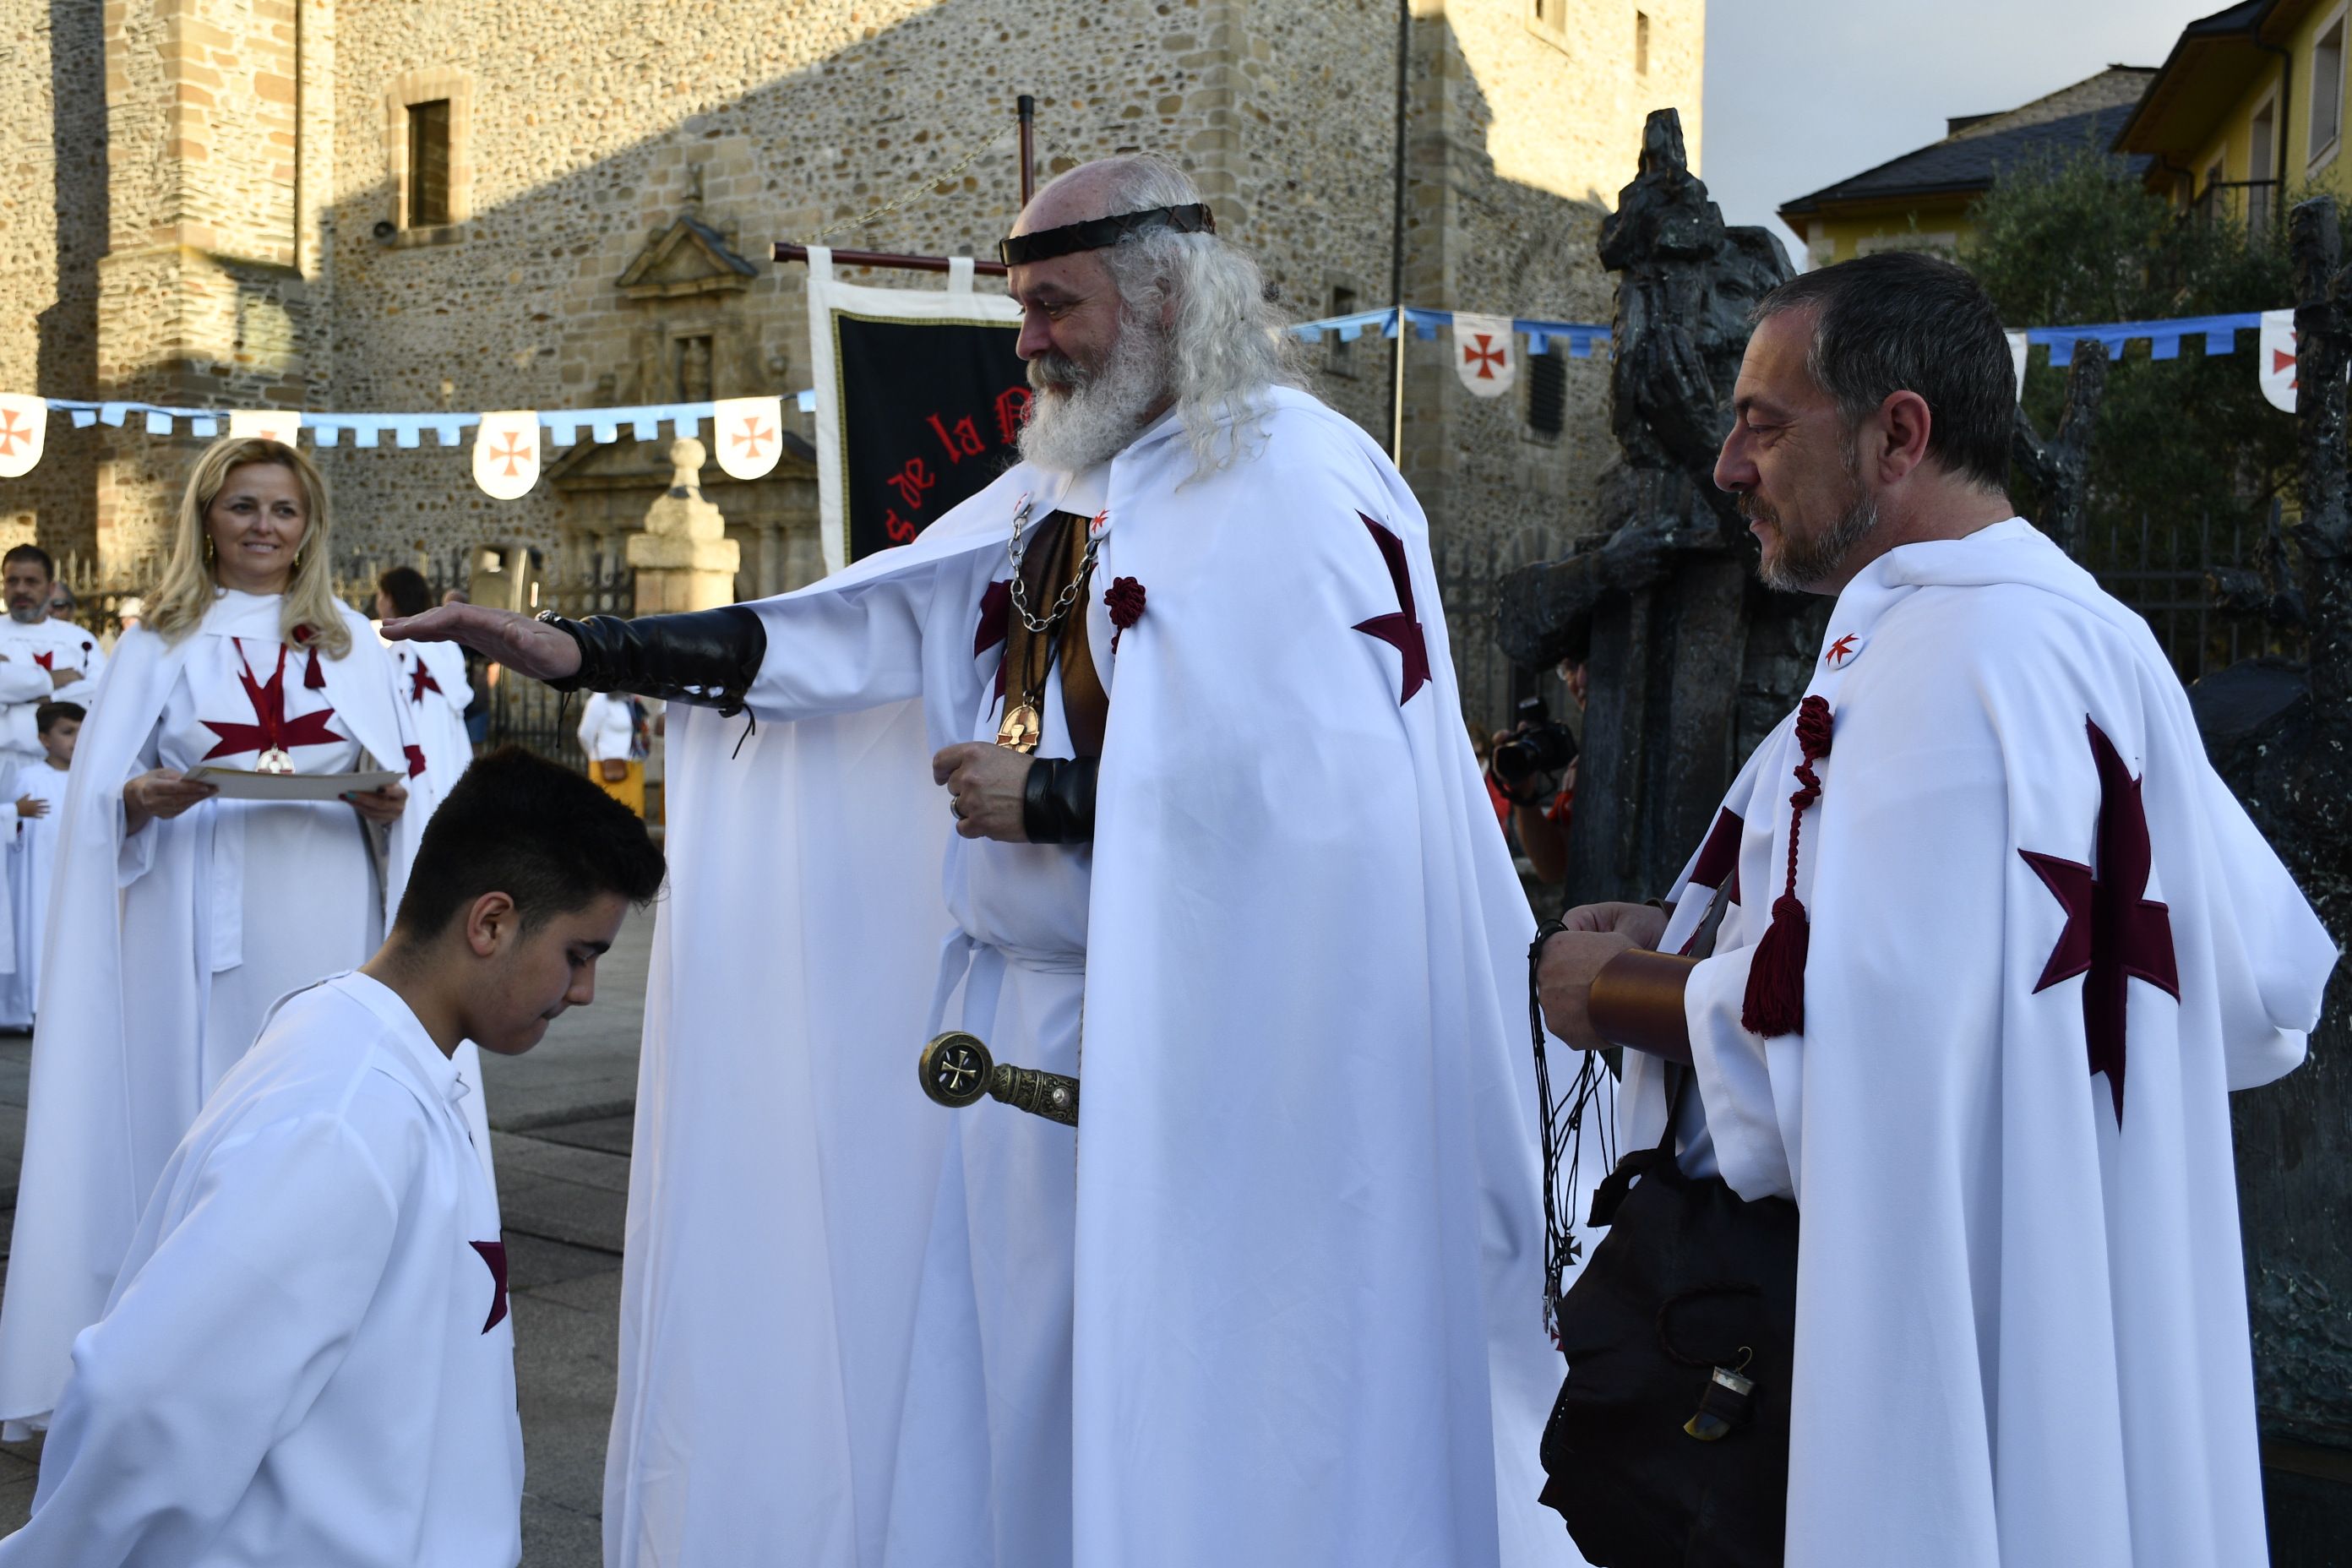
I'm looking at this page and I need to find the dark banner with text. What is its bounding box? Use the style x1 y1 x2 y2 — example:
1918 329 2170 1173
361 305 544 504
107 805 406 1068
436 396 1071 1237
830 312 1030 564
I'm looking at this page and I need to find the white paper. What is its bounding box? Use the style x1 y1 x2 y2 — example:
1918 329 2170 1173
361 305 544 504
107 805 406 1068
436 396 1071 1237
186 766 401 802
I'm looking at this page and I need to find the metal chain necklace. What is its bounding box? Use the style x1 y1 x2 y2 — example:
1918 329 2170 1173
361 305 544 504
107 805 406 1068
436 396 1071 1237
1006 493 1102 634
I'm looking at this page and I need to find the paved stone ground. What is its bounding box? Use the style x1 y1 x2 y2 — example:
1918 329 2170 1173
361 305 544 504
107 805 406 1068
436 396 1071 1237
0 905 655 1565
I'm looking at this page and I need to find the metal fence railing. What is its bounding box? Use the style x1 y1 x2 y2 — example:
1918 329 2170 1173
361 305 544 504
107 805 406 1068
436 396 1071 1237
2079 507 2304 686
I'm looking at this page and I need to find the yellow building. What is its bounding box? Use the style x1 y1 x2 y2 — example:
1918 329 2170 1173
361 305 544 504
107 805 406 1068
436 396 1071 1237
1780 68 2155 267
2115 0 2352 232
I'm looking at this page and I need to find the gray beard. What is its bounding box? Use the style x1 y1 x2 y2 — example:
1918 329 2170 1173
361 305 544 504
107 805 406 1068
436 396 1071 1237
1017 330 1169 475
1750 488 1882 592
8 606 42 625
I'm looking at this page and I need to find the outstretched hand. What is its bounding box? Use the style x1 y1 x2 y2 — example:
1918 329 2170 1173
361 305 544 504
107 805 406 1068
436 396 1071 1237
382 603 582 683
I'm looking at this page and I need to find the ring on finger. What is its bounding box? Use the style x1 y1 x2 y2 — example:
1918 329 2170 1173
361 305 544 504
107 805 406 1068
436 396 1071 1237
950 796 966 820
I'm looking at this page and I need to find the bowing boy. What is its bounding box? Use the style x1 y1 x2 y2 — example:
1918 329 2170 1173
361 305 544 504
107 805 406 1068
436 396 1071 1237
0 745 664 1567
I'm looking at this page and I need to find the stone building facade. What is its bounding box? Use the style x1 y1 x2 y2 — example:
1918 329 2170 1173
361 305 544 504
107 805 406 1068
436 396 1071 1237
0 0 1701 727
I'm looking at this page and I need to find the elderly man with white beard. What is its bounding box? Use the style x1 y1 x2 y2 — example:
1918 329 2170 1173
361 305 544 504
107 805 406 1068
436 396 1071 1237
389 155 1571 1568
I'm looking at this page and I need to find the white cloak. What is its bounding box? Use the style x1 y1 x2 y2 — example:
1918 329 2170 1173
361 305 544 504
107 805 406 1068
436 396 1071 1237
385 633 474 803
1623 519 2335 1566
0 759 68 1025
0 972 523 1568
0 613 106 763
605 389 1581 1566
0 592 484 1435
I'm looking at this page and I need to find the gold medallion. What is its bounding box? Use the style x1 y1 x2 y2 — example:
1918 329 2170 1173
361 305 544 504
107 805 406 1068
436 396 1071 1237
996 700 1042 754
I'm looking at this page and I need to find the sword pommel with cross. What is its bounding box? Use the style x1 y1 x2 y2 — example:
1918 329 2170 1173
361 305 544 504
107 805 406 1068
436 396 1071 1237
918 1031 1080 1126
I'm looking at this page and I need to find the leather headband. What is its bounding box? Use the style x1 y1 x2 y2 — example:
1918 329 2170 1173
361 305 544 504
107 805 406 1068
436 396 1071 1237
997 204 1217 266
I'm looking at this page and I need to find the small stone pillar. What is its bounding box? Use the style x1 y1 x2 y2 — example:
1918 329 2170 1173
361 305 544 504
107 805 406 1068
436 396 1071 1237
628 438 742 613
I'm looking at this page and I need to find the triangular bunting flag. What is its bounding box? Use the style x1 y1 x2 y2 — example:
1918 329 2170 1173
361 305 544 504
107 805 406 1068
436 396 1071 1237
2258 308 2297 413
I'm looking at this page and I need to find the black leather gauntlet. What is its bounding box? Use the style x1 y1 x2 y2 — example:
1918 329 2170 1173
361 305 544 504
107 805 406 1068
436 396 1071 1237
1022 756 1099 845
541 606 767 716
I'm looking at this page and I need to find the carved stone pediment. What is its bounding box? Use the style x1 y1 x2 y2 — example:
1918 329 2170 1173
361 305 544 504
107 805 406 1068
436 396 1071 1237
616 215 760 302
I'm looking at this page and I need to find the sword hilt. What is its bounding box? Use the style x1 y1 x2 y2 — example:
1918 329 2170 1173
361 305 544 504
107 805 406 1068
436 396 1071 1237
919 1031 1080 1126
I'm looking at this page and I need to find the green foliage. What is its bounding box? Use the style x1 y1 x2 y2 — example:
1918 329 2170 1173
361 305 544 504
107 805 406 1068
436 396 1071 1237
1960 139 2298 533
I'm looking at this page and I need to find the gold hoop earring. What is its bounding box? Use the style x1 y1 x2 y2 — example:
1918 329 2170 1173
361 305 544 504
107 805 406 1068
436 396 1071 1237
291 551 302 574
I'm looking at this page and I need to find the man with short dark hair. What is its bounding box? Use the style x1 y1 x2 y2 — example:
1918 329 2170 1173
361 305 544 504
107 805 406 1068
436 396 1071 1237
0 545 101 770
0 747 664 1568
1535 251 2335 1564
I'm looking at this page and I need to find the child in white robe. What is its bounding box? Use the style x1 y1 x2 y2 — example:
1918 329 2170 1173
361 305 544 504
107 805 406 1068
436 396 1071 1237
0 701 79 1027
0 747 666 1568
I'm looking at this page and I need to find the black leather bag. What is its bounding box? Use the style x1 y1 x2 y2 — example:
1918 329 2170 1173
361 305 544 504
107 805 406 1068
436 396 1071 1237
1538 1071 1799 1567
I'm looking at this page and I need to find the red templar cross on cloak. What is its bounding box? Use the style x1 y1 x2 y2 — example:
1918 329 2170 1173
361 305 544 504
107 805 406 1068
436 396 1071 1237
488 432 534 478
199 643 345 762
1462 334 1506 379
408 656 442 705
0 410 30 456
1352 513 1429 705
2017 717 2180 1124
469 1240 509 1333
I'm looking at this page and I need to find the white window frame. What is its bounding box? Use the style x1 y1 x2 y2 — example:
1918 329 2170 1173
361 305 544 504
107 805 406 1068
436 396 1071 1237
2309 3 2348 177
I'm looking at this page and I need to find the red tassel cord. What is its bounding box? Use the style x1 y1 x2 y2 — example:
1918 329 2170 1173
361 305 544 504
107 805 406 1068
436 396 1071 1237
303 645 325 689
1741 695 1833 1037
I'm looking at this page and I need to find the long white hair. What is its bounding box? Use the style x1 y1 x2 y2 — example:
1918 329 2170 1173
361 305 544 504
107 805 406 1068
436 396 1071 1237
1073 156 1302 477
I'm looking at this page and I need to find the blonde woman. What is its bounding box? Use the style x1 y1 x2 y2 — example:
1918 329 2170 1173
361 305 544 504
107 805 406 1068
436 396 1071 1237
0 437 485 1438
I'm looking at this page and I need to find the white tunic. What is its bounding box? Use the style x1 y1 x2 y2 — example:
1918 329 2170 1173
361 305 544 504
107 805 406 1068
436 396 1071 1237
0 614 105 765
575 690 641 764
0 591 475 1437
384 634 474 803
0 759 68 1026
0 972 524 1568
1621 520 2335 1567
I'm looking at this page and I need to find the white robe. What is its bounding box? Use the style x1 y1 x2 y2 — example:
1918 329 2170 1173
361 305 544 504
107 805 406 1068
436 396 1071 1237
575 690 640 764
384 634 474 804
1620 519 2336 1566
0 591 486 1435
0 613 105 766
0 971 523 1568
605 389 1587 1567
0 759 68 1026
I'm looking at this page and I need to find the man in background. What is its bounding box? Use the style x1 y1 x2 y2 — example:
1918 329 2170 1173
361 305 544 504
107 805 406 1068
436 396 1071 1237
0 547 102 774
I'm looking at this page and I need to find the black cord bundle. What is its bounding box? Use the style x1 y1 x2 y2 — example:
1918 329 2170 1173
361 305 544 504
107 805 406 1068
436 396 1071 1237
1528 917 1616 1345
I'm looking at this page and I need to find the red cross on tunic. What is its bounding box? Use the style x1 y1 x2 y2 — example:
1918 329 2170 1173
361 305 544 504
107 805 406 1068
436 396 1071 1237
1352 513 1429 705
469 1239 509 1333
30 651 52 672
199 642 345 762
2017 717 2181 1124
1462 335 1506 378
408 656 443 705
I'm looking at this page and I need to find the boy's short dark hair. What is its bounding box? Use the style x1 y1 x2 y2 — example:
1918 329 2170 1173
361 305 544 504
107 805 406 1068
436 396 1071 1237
377 565 433 620
35 701 83 734
395 746 665 938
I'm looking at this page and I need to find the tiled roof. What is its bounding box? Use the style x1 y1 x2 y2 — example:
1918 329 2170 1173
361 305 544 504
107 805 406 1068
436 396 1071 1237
1781 102 2153 217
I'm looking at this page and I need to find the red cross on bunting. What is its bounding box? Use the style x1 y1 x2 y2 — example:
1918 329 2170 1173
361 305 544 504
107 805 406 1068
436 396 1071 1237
2017 717 2181 1125
469 1239 509 1333
198 641 345 762
488 432 534 478
1352 513 1429 705
1462 334 1506 379
2273 346 2299 391
0 411 29 456
732 418 774 458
